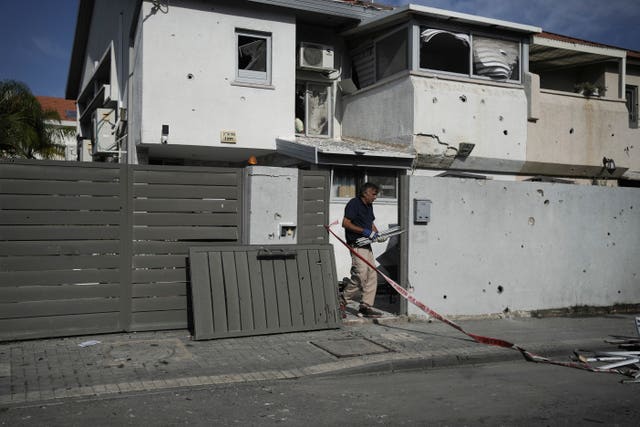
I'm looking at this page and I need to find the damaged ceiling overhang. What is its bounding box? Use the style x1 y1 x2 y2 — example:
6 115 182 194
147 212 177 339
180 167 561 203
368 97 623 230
279 137 634 180
414 154 629 180
276 137 414 169
530 34 626 71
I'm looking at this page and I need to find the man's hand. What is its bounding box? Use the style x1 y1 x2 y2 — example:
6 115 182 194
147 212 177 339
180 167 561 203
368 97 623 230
362 228 378 240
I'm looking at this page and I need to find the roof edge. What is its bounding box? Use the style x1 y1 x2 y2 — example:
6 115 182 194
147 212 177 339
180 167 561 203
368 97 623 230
536 31 638 57
65 0 95 99
345 3 540 36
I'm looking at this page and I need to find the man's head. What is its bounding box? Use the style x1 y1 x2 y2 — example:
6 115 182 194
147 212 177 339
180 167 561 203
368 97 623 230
359 182 379 205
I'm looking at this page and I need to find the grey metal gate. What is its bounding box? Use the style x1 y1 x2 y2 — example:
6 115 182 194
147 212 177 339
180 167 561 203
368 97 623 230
0 160 244 341
189 244 340 340
128 165 243 332
1 161 333 341
0 160 126 340
298 170 330 244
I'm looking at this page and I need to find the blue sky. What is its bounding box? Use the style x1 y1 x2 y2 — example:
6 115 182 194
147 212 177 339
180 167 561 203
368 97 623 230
388 0 640 51
0 0 78 98
0 0 638 99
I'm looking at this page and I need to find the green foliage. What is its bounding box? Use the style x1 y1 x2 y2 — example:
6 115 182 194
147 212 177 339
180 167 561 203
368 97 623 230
573 81 606 97
0 80 68 159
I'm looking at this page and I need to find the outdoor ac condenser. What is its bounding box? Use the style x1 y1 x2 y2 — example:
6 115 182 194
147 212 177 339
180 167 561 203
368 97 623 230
298 42 334 71
91 108 117 155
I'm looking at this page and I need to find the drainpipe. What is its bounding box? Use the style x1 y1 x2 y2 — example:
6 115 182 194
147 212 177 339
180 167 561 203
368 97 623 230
619 56 626 100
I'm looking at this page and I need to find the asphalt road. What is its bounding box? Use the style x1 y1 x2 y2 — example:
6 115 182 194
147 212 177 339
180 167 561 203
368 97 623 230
2 360 638 426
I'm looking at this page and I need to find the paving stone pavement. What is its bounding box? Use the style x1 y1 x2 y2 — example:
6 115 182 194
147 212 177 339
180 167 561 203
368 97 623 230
1 313 638 406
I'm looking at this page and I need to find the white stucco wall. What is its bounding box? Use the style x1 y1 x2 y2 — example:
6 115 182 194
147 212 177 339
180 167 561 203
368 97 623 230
341 75 414 145
341 74 528 161
80 0 134 98
412 76 528 160
406 176 640 317
138 1 295 150
527 91 639 171
244 166 299 245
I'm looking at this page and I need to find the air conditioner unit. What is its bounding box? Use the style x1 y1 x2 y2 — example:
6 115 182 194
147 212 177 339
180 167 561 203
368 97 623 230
91 108 117 155
298 42 334 71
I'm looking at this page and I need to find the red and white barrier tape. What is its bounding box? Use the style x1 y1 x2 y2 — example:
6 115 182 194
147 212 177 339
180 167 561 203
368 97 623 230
325 222 631 377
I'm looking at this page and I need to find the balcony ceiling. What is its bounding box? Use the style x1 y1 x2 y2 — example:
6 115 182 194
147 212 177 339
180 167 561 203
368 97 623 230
529 44 616 71
530 33 626 72
276 137 414 169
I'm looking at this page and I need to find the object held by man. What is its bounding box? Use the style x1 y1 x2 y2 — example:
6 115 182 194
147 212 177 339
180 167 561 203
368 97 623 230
353 226 404 247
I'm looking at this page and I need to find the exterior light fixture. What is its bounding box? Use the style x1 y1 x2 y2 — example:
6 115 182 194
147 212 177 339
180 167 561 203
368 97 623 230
456 142 475 158
161 124 169 144
248 155 258 165
602 157 616 174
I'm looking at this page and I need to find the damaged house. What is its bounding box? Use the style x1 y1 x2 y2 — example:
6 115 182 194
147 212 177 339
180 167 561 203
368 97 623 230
55 0 640 321
64 0 639 279
3 0 639 342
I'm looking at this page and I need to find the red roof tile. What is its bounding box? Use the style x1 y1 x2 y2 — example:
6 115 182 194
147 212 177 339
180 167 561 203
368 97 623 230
36 96 77 121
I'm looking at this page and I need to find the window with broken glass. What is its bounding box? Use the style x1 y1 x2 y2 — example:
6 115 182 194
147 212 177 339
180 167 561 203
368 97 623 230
295 82 331 137
236 30 271 85
419 26 521 82
331 169 398 200
376 27 409 81
349 26 409 89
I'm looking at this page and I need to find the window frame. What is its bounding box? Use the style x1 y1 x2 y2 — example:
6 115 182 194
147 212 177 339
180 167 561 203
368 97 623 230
470 34 521 82
331 168 399 201
235 29 272 86
295 80 333 138
374 25 411 82
417 24 522 83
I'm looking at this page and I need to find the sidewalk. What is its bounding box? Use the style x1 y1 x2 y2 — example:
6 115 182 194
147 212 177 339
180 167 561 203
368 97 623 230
1 313 638 406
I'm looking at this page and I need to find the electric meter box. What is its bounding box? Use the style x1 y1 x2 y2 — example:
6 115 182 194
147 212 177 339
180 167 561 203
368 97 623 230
414 199 431 224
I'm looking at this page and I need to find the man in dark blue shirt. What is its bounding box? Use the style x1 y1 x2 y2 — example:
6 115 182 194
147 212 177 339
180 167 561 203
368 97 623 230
342 182 385 317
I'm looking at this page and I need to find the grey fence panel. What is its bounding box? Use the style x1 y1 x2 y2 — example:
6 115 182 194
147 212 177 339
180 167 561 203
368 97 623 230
0 160 125 341
0 241 120 256
133 199 238 213
1 226 121 241
285 256 304 326
189 244 340 340
296 250 317 325
1 162 121 181
1 160 337 341
2 254 120 271
233 251 254 330
298 170 330 244
133 184 238 199
2 179 121 196
0 269 121 287
1 283 121 301
129 165 242 332
133 169 239 185
0 211 121 225
1 194 121 210
0 313 122 341
133 240 229 254
132 282 184 298
247 250 267 330
307 248 328 324
133 212 238 226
